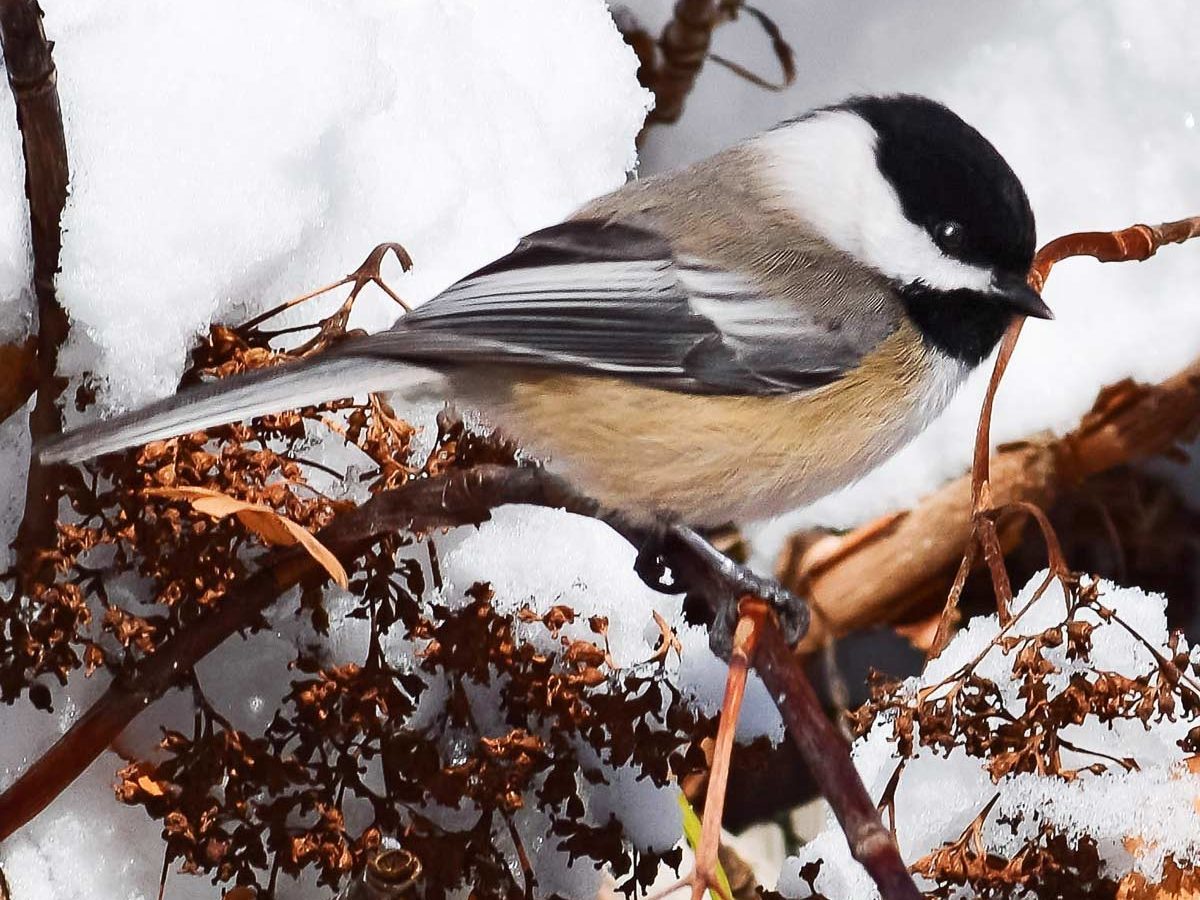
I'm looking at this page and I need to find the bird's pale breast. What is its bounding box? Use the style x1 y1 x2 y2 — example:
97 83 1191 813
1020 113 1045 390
472 322 965 526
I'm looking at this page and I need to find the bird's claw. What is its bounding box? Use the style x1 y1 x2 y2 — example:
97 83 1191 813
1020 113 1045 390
626 522 809 660
708 569 808 661
632 525 680 593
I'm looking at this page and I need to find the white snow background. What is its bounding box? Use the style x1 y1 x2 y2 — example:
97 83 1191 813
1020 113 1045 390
0 0 1198 898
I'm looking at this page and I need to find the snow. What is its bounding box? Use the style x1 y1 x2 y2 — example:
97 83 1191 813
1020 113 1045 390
777 575 1200 898
50 0 648 414
0 651 215 900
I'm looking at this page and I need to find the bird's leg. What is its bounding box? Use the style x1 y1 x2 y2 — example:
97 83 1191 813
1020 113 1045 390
648 598 769 900
623 521 808 659
664 523 809 660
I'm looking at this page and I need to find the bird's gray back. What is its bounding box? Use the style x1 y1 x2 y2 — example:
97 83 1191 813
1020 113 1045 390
385 141 905 398
574 144 904 356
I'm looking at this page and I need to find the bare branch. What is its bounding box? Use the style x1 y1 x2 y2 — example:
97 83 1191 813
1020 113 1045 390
755 623 919 897
0 0 71 584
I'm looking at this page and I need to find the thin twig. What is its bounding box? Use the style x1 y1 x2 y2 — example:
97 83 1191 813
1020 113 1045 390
0 0 70 586
707 5 796 91
650 600 766 900
237 242 413 357
503 813 536 900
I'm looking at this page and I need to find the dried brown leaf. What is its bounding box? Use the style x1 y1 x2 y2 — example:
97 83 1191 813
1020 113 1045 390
136 775 165 797
146 486 348 587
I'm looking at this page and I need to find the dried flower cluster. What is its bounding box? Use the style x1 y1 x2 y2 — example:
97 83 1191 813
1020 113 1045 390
845 575 1200 898
0 298 717 898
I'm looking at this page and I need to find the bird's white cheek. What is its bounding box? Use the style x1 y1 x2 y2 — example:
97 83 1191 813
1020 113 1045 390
754 110 994 293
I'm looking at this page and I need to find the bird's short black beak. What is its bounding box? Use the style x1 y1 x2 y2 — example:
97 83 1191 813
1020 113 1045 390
994 273 1054 320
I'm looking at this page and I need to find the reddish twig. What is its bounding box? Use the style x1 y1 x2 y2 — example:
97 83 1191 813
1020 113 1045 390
651 599 768 900
0 0 70 585
1027 217 1200 291
927 215 1200 656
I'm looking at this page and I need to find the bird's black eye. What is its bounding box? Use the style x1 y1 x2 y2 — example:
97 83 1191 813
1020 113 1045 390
934 220 965 254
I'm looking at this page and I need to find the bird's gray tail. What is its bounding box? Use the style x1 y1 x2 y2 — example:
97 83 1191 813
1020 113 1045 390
38 353 439 465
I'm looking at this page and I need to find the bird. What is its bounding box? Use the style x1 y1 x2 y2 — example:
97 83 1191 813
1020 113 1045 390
38 92 1051 900
40 93 1048 647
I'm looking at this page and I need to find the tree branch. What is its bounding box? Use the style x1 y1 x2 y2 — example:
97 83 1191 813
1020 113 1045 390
0 0 70 582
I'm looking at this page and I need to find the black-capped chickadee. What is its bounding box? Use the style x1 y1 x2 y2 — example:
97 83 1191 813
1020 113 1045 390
42 94 1049 634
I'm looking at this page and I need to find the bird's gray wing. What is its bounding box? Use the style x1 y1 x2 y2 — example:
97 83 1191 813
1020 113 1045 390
37 219 881 464
362 220 879 395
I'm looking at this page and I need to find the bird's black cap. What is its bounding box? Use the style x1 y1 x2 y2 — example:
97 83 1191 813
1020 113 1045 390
844 94 1037 277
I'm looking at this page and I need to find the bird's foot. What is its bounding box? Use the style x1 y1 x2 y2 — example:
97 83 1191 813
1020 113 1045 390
629 521 680 593
664 524 808 661
707 565 807 661
617 519 808 660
